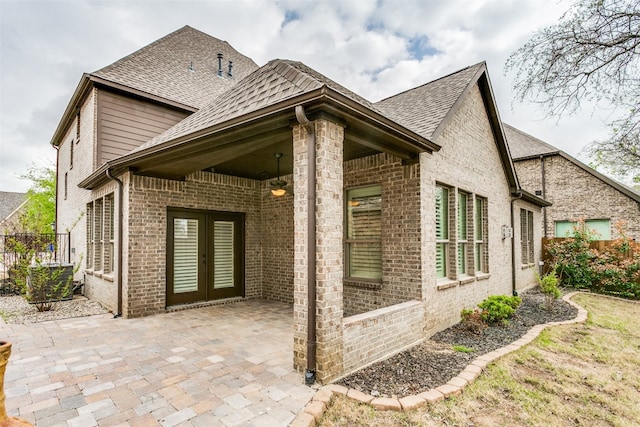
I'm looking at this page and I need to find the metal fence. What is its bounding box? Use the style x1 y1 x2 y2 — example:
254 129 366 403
0 233 71 293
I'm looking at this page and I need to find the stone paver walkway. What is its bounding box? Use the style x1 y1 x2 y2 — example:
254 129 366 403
2 299 314 427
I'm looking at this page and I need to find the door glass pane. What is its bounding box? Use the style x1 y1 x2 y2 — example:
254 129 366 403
173 218 199 293
214 221 234 289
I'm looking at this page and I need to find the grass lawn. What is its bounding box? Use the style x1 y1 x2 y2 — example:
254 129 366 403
318 293 640 427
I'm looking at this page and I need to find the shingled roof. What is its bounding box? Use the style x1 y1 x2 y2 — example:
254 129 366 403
375 62 486 140
504 124 559 160
0 191 26 223
505 123 640 202
51 26 258 147
92 26 258 110
133 59 393 153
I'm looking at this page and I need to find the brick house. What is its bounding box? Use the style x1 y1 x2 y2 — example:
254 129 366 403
53 26 548 383
505 124 640 240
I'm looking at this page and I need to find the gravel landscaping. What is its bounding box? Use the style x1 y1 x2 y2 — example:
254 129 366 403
0 294 109 324
337 287 578 398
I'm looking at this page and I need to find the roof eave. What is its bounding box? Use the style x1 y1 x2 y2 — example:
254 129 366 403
516 189 552 207
512 152 560 162
50 74 93 147
557 152 640 203
89 75 198 112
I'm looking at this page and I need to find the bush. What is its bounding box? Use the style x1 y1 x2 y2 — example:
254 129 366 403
460 308 487 335
478 295 522 325
549 220 640 300
535 267 561 309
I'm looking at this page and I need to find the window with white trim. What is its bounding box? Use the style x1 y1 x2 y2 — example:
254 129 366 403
346 185 382 280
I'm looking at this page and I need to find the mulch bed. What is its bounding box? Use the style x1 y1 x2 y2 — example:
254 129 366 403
336 288 578 398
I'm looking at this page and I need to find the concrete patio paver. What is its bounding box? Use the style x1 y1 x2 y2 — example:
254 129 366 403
2 299 315 426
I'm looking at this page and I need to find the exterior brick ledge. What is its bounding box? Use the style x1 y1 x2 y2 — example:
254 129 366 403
291 291 588 426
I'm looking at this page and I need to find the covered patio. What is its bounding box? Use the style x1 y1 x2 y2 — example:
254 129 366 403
3 299 313 426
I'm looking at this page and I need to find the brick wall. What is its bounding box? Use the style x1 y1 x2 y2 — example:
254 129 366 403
343 153 421 316
56 89 97 281
420 84 515 336
343 301 423 375
292 118 346 383
123 171 261 318
513 198 544 292
260 174 294 304
515 155 640 239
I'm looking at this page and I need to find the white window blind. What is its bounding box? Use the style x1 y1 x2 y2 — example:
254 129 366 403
213 221 235 289
173 218 199 293
347 186 382 280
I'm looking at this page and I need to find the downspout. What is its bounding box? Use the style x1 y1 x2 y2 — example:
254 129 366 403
295 105 317 386
540 155 548 238
53 144 60 236
510 190 523 296
106 168 123 318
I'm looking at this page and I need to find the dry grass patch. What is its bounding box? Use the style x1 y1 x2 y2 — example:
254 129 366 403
318 294 640 427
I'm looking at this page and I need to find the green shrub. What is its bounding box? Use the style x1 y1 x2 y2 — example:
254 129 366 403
535 268 561 309
548 220 640 300
478 295 522 325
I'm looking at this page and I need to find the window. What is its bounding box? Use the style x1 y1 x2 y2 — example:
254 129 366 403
86 202 94 269
346 185 382 280
435 185 449 279
94 198 103 271
76 110 81 141
474 197 487 273
104 194 114 274
520 209 535 265
555 219 611 239
64 172 68 200
86 194 115 274
437 185 489 281
70 139 74 169
457 191 469 275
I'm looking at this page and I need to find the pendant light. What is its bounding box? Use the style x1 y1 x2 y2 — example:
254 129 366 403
271 153 287 197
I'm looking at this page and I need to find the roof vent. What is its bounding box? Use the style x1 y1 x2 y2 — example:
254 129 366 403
227 61 233 77
217 53 223 77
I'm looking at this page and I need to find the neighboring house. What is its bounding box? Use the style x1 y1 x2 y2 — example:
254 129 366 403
0 191 27 233
505 124 640 241
53 26 548 383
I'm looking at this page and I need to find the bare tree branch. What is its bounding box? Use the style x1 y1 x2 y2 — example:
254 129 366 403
505 0 640 184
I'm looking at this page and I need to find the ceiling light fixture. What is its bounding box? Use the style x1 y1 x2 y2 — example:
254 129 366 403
271 153 287 197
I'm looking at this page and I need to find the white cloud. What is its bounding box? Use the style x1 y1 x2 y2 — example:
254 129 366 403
0 0 615 192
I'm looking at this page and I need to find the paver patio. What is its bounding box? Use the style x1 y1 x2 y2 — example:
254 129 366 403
2 299 315 426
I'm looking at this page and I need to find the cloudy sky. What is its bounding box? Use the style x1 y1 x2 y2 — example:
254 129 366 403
0 0 613 192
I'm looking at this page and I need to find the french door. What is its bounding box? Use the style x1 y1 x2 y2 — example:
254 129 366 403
166 209 244 306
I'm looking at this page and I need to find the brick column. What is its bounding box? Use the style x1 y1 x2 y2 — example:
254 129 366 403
293 118 344 383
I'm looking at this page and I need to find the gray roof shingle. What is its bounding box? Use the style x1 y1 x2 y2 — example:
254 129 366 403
374 63 485 139
0 192 26 222
132 59 387 153
92 26 258 109
503 124 559 159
